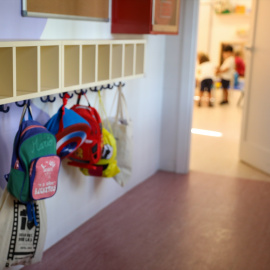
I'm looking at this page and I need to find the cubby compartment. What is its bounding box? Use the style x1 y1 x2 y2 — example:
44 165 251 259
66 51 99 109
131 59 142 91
16 46 38 96
40 46 59 91
136 44 145 75
82 45 96 84
64 45 80 87
111 44 123 79
0 48 13 98
0 40 146 104
98 45 110 81
124 44 134 77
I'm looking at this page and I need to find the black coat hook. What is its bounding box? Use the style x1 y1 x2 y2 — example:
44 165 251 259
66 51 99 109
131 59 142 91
74 89 87 95
40 95 56 103
98 85 105 91
89 87 98 92
59 92 73 99
0 104 10 113
105 84 114 90
16 100 30 107
114 82 125 88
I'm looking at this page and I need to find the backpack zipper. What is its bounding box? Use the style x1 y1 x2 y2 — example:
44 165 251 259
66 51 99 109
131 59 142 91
14 125 47 170
29 160 35 176
14 159 20 169
20 125 46 138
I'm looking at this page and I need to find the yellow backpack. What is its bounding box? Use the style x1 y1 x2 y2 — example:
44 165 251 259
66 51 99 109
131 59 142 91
80 127 120 178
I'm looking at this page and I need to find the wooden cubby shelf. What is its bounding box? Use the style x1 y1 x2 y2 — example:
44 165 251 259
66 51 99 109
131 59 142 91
98 44 110 82
0 39 146 105
124 44 135 77
41 45 60 91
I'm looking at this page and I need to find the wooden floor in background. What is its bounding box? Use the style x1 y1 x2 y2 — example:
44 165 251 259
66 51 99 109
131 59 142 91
23 171 270 270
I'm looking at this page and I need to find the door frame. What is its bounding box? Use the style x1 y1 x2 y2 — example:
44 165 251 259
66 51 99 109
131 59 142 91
175 0 200 173
239 0 270 174
160 0 199 173
240 0 258 143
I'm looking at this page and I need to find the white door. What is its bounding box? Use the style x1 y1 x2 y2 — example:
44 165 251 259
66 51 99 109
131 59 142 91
240 0 270 174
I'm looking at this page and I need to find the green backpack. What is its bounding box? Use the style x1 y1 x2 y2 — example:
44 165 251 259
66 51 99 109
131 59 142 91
6 103 60 225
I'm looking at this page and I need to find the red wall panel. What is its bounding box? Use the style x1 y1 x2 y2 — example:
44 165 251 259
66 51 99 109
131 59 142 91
111 0 153 34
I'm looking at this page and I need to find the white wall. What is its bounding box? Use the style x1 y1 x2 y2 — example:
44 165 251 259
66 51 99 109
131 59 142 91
39 29 166 250
197 0 251 66
197 1 212 54
0 1 166 252
41 35 166 250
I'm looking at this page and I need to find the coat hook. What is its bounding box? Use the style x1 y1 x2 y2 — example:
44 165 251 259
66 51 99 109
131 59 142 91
0 104 10 113
40 96 48 103
59 92 73 99
99 85 107 91
16 100 26 107
114 82 125 88
41 95 56 103
16 100 30 107
74 89 87 95
89 87 98 92
105 84 114 90
48 95 56 102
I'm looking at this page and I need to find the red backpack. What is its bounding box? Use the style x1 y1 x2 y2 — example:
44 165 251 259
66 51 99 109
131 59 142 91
68 94 103 169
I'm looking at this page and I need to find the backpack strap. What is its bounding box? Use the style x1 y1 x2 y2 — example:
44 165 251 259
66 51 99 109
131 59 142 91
59 93 70 132
19 101 33 126
98 90 113 136
77 92 91 107
27 202 38 227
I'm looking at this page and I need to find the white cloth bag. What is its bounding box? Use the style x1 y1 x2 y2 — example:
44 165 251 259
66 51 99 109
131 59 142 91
0 188 47 269
109 84 133 186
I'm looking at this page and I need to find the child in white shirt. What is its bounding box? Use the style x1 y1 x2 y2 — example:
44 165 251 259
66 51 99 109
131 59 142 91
216 45 235 105
196 53 215 107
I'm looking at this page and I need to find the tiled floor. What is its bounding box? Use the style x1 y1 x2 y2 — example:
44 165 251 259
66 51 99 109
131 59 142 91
190 88 270 182
23 171 270 270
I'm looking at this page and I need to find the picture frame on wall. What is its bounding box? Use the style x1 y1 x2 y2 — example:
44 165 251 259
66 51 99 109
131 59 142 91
111 0 181 35
22 0 109 22
152 0 181 33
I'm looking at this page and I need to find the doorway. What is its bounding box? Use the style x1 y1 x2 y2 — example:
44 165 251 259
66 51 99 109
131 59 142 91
190 0 270 181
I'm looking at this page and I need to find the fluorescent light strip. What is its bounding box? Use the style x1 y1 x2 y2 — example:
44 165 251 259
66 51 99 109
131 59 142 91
191 128 222 137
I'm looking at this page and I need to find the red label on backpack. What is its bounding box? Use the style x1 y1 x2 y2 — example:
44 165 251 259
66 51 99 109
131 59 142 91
30 156 60 200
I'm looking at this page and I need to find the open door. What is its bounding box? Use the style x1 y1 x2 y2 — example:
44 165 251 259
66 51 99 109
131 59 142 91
240 0 270 174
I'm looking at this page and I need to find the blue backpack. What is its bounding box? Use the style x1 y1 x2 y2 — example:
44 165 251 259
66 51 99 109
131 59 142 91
45 93 90 160
6 103 60 226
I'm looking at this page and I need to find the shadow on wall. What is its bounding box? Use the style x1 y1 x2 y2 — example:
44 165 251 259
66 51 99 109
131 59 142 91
0 103 50 191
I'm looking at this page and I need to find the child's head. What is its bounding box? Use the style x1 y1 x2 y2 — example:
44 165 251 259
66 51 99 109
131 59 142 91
197 52 209 64
223 45 234 59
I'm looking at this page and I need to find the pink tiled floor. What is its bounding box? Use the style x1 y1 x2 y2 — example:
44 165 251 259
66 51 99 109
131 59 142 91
23 171 270 270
